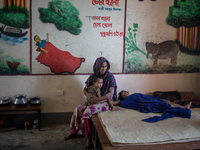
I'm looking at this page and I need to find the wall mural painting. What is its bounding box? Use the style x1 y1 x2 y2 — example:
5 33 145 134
0 49 29 74
38 0 82 35
0 0 29 43
0 0 29 30
166 0 200 55
82 0 124 74
138 0 156 1
125 0 200 73
125 23 153 73
33 0 85 74
89 16 123 38
0 0 30 75
90 0 123 38
34 33 85 74
1 0 200 75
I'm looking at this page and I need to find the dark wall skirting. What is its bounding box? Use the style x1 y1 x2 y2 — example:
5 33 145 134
41 112 73 124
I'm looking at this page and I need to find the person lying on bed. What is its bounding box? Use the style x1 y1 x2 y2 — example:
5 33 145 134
118 90 192 122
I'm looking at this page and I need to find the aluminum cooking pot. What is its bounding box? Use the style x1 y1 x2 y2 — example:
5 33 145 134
14 94 28 106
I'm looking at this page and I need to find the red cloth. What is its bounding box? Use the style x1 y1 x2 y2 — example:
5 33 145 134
36 42 85 74
70 118 92 139
84 118 92 139
0 117 5 126
70 127 77 135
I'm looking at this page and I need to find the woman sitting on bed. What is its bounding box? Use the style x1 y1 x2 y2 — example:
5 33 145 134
64 57 118 149
118 90 192 122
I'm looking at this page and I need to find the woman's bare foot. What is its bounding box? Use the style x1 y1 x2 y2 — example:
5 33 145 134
185 101 192 109
84 139 93 149
64 133 77 141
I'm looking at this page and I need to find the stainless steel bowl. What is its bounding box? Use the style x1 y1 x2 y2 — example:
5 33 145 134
0 96 9 101
14 94 28 107
29 97 41 105
0 96 11 105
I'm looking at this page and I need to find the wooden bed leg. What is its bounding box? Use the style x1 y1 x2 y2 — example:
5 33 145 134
92 122 95 141
92 119 99 149
92 114 103 150
96 130 99 149
99 139 102 150
92 121 96 148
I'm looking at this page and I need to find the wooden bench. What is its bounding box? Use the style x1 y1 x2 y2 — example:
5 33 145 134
0 103 41 131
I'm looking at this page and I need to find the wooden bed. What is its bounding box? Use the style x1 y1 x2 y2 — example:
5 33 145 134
92 114 200 150
91 91 200 150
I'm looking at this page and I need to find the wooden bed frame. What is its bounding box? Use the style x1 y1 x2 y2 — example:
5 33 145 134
92 114 200 150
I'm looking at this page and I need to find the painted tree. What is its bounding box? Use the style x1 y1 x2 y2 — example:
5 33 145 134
166 0 200 55
38 0 82 35
166 0 200 28
0 0 29 29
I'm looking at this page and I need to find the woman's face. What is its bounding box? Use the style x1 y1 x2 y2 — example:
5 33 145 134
99 61 108 75
120 91 130 100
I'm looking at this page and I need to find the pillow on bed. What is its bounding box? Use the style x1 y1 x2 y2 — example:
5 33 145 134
152 91 200 108
153 91 181 101
179 91 200 101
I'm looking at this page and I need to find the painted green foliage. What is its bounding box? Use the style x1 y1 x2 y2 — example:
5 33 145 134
166 0 200 28
0 50 29 75
125 24 152 59
125 28 140 55
0 6 30 29
124 24 154 73
124 23 200 73
38 0 82 35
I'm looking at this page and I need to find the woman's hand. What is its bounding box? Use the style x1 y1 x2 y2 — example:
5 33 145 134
87 94 98 104
83 86 98 104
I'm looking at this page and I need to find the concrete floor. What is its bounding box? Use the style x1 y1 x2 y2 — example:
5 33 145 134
0 124 96 150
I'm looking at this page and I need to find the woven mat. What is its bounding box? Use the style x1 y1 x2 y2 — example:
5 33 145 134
98 107 200 146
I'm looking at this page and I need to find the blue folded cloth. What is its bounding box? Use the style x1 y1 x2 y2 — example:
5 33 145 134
142 107 191 122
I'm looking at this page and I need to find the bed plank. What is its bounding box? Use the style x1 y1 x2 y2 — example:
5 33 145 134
92 114 200 150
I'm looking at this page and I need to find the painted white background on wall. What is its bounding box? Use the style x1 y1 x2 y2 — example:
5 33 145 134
126 0 174 53
0 0 30 70
32 0 125 74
